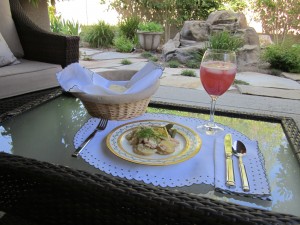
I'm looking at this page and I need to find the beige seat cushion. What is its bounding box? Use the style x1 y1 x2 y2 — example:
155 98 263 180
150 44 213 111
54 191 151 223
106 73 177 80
0 59 62 99
0 32 20 67
0 0 24 58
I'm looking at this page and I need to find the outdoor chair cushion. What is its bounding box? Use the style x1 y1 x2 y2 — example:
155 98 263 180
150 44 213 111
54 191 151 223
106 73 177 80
0 0 79 100
0 0 24 58
0 59 61 99
0 32 20 67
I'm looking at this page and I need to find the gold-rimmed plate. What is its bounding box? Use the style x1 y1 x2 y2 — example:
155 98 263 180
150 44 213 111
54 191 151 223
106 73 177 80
106 120 202 166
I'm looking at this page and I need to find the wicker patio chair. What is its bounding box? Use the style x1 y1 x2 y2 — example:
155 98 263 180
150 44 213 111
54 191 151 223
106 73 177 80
0 87 62 116
9 0 79 68
1 152 300 225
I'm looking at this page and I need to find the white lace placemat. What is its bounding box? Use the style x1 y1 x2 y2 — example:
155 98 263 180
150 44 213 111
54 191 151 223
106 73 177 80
73 113 270 198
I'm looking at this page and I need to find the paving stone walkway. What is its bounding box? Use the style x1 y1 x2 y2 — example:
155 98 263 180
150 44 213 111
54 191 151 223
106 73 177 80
78 48 300 128
79 48 300 100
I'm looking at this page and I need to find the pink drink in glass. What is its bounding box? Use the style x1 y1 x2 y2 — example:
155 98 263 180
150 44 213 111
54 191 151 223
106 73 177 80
200 61 236 97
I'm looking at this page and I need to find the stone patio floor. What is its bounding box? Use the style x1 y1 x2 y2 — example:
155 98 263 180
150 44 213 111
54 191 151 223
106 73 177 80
79 48 300 128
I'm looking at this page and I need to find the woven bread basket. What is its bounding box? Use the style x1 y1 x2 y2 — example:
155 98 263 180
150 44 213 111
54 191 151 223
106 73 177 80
73 70 160 120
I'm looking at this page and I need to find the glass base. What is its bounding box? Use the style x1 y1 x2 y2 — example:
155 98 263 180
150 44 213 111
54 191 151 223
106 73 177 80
197 123 224 135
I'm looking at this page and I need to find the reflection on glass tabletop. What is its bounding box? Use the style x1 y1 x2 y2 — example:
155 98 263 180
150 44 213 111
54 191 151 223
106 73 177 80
0 95 300 217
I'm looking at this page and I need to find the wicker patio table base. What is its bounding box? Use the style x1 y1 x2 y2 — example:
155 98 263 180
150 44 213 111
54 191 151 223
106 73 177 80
1 152 300 225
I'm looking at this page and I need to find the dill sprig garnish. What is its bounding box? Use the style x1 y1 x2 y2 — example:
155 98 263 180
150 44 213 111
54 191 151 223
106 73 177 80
136 127 160 139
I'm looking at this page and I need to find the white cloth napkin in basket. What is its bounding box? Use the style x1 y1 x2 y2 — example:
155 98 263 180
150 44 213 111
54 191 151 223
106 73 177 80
56 62 163 95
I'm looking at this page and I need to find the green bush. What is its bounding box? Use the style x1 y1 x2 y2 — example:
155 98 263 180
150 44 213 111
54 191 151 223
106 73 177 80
262 43 300 73
181 70 196 77
113 35 134 52
186 60 200 69
208 31 244 51
119 16 140 42
190 50 205 61
54 19 80 35
141 51 153 58
121 59 132 65
64 20 80 35
184 50 204 68
149 56 158 62
49 5 80 35
49 5 63 33
168 60 180 68
81 21 115 48
49 16 63 33
138 22 163 32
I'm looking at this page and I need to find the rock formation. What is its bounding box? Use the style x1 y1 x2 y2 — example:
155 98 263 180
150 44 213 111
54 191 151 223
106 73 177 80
162 10 261 67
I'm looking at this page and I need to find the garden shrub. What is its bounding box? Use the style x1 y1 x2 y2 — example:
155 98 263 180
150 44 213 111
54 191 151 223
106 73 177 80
138 22 163 32
181 70 196 77
186 60 200 69
81 21 115 48
168 60 180 68
262 43 300 73
208 31 244 51
141 51 153 58
121 59 132 65
149 56 158 62
57 20 80 35
190 49 205 62
49 5 80 35
113 35 134 52
119 16 140 43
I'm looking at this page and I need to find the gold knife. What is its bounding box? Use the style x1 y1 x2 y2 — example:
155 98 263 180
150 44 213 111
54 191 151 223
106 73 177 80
224 134 235 187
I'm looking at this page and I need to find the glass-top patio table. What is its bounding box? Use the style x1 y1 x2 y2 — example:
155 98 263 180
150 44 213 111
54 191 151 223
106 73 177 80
0 89 300 224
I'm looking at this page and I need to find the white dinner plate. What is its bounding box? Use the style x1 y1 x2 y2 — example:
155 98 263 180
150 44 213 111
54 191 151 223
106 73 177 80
106 120 202 166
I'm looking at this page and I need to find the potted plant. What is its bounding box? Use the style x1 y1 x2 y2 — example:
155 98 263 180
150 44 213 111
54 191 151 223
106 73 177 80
137 21 164 51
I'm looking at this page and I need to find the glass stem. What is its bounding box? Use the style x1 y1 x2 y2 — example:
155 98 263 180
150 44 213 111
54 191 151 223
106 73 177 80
209 96 218 126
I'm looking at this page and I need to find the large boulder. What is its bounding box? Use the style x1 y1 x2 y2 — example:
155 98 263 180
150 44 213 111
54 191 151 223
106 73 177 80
162 10 261 67
259 34 274 48
162 33 181 55
180 21 210 42
237 45 261 66
237 27 260 45
165 43 207 63
206 10 248 29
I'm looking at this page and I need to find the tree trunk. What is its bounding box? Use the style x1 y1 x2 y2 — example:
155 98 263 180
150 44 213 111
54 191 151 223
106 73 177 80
164 22 171 44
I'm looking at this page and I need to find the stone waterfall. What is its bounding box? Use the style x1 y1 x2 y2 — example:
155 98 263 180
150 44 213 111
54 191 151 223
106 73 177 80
162 10 262 68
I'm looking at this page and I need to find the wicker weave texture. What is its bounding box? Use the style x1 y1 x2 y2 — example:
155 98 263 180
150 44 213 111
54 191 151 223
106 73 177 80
83 98 151 120
74 70 159 120
1 152 300 225
0 88 62 122
9 0 79 68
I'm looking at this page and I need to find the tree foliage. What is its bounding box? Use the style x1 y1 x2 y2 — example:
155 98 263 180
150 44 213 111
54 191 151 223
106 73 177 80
118 16 140 41
106 0 219 41
251 0 300 43
219 0 247 12
109 0 219 26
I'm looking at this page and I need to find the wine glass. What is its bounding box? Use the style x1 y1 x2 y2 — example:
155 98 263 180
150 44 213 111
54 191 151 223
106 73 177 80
198 49 237 135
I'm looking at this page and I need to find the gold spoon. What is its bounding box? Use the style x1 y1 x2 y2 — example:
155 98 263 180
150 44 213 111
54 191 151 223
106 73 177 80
232 141 250 192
